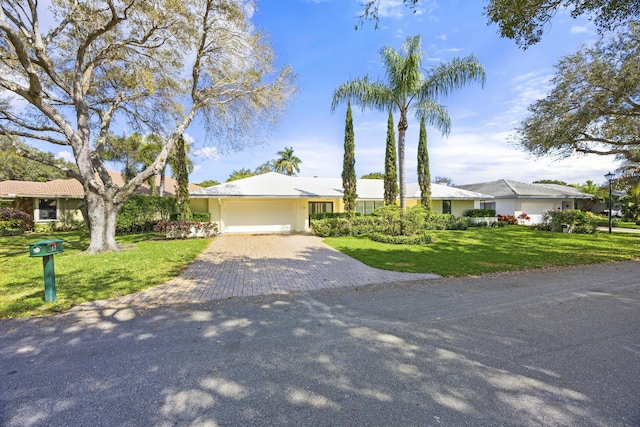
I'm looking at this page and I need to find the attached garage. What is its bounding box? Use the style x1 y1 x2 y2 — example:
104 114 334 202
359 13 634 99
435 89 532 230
223 199 296 233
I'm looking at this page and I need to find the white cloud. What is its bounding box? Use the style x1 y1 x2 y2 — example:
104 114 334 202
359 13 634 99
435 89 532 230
56 150 74 163
194 146 219 159
570 25 589 34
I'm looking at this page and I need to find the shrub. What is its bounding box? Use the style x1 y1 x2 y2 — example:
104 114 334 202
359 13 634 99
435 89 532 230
369 232 435 245
463 208 496 218
154 220 218 239
425 213 469 230
310 217 352 237
191 212 211 222
117 195 178 234
497 215 518 225
350 216 381 236
0 208 33 232
535 210 599 234
310 212 353 220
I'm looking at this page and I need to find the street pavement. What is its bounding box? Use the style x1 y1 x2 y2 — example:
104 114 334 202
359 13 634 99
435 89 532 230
1 261 639 426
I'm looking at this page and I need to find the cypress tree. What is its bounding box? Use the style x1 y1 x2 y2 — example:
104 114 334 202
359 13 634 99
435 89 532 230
342 101 357 217
384 110 399 205
417 116 431 212
175 135 192 221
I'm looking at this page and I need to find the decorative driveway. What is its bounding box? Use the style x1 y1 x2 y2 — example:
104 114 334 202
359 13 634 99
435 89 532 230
89 233 440 308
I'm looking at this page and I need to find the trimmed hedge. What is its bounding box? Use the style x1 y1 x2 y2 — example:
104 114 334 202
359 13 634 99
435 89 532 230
463 208 496 218
369 232 435 245
117 195 177 234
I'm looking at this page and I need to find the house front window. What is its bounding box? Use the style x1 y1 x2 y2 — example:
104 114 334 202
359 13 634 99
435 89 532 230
38 199 57 221
481 202 496 211
442 200 452 215
356 200 384 215
309 201 333 222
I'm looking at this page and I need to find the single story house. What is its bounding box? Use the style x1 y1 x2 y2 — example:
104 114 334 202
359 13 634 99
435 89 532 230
456 179 593 224
0 171 202 226
189 172 493 233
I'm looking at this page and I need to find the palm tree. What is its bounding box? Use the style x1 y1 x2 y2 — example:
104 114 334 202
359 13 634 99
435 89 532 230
275 147 302 176
331 35 485 208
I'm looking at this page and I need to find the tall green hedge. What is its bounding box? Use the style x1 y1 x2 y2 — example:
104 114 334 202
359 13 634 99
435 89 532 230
116 196 178 233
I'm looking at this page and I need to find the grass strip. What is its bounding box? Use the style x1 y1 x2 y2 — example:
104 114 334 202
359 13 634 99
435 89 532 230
0 232 211 318
324 226 640 277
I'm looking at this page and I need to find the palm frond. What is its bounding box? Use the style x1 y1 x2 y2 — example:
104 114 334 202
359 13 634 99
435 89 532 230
331 77 395 112
422 53 486 100
414 100 451 136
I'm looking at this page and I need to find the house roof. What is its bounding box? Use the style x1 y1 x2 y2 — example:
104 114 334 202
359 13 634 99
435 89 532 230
456 179 592 199
190 172 493 200
0 171 202 199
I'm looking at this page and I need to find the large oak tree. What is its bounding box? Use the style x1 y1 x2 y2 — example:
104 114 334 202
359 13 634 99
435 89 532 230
515 23 640 163
0 0 295 253
359 0 639 49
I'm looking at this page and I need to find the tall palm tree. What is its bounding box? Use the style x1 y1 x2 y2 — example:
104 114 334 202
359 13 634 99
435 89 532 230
275 147 302 176
331 35 485 208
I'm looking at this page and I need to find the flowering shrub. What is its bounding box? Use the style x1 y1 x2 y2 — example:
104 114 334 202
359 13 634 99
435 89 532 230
0 208 34 233
517 212 531 224
154 220 218 239
497 215 518 225
534 210 598 234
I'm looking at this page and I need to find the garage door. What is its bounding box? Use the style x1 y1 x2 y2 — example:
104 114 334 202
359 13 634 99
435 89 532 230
224 200 295 233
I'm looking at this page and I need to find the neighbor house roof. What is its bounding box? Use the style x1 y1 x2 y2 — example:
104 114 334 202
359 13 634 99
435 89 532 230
456 179 592 199
0 171 202 199
191 172 493 200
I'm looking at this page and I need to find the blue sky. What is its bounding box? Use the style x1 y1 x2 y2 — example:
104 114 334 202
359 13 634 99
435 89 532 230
73 0 621 186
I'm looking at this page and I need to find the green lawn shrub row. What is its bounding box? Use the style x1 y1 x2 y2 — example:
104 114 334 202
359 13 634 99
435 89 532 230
310 206 467 242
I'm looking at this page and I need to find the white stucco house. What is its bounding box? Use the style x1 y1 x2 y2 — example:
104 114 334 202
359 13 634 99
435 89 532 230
189 172 493 233
456 179 593 224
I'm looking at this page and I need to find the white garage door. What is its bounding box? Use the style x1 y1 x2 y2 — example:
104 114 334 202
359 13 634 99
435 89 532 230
224 200 295 233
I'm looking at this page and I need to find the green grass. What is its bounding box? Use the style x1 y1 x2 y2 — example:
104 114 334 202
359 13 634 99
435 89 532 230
324 226 640 277
0 231 212 318
616 221 640 230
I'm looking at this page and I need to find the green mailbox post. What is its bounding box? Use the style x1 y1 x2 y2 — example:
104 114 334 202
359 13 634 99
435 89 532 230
29 239 64 302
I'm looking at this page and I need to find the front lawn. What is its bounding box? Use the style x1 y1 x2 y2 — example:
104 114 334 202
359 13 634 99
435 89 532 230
0 232 212 318
324 226 640 277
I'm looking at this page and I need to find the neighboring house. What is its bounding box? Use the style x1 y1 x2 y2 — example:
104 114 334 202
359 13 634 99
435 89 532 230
0 171 202 226
456 179 593 224
189 172 493 233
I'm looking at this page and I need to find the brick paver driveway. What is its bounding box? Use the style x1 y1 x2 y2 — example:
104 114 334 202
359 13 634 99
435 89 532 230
94 234 440 308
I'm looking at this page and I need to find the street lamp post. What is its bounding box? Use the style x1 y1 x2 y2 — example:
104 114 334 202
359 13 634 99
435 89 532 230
605 171 615 234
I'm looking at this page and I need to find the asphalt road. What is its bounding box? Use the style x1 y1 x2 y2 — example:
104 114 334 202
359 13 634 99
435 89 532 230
2 261 639 426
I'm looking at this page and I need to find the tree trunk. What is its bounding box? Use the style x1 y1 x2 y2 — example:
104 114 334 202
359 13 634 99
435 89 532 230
84 189 120 254
397 112 408 209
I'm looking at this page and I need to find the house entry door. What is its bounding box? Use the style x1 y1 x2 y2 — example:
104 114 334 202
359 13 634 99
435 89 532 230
308 202 333 225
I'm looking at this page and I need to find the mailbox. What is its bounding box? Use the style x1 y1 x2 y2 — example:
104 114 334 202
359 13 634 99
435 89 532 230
29 239 64 257
28 239 64 302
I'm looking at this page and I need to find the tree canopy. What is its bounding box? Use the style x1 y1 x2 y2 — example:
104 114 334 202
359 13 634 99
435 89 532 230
485 0 640 49
515 23 640 163
358 0 639 49
274 147 302 176
361 172 385 179
0 136 76 181
0 0 295 252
